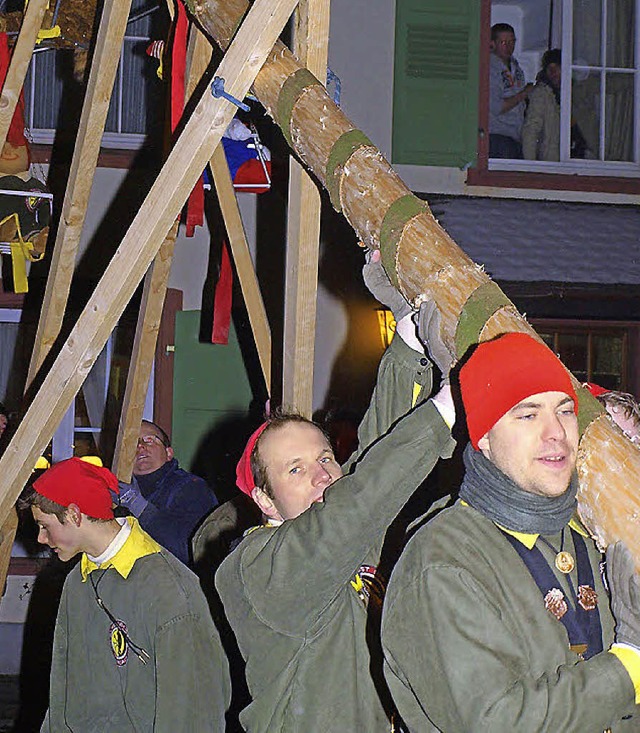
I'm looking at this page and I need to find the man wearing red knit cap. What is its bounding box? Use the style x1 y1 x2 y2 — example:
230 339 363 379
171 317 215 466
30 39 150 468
21 456 230 731
382 332 640 732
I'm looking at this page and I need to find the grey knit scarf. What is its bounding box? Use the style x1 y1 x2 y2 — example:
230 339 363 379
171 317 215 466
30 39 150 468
459 443 577 535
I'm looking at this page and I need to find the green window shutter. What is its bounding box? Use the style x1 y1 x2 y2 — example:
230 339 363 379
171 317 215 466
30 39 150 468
392 0 479 168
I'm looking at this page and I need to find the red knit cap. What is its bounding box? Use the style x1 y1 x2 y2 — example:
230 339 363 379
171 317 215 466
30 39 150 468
459 333 577 449
236 422 269 495
585 382 610 397
33 457 119 520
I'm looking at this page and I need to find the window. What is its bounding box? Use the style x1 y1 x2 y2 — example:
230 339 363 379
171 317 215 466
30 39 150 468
23 0 167 150
489 0 639 177
533 319 631 390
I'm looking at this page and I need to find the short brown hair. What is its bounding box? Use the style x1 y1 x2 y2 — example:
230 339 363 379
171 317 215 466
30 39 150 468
250 412 328 498
19 485 109 524
598 390 640 427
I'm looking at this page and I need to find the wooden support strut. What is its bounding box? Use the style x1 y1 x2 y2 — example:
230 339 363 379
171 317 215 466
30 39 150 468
112 227 178 482
185 0 640 561
0 0 302 526
187 25 272 391
282 0 330 417
113 24 214 481
0 0 48 153
26 0 134 388
210 144 272 390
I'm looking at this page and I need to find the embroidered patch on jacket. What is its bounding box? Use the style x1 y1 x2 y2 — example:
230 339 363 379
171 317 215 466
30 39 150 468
110 620 129 666
350 564 385 609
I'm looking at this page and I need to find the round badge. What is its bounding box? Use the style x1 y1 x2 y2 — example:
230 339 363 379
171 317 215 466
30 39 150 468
555 551 575 574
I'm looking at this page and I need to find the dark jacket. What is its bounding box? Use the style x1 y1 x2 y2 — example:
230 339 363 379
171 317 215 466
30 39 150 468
137 458 218 566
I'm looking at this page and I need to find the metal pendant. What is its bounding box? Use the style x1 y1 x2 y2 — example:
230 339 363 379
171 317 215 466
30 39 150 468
555 550 575 574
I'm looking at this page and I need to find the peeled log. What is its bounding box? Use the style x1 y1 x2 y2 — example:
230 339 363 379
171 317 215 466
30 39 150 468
187 0 640 558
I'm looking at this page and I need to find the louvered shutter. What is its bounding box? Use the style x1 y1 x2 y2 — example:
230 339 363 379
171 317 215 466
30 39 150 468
392 0 480 168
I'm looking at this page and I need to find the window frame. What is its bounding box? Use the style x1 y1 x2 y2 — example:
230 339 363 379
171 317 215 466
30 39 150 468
468 0 640 193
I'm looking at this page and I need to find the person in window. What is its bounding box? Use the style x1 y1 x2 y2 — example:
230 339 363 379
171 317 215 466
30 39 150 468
523 49 562 161
489 23 533 159
523 49 592 161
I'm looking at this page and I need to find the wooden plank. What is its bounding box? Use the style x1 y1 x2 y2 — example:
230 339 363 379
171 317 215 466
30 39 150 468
112 26 213 481
0 0 48 152
111 226 178 482
26 0 133 387
0 508 18 597
210 143 272 389
0 0 301 525
282 0 330 415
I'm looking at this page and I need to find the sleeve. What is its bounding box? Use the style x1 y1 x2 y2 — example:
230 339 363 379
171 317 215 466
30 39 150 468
343 334 433 473
139 475 218 564
522 86 544 159
234 399 454 636
489 58 505 118
154 612 231 731
383 563 638 732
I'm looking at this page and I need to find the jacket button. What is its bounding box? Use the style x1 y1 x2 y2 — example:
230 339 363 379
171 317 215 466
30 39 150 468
419 358 429 366
622 715 633 720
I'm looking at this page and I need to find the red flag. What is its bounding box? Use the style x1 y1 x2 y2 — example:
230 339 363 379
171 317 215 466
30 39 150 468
211 241 233 344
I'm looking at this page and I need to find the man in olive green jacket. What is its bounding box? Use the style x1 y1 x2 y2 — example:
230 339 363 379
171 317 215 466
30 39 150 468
216 267 456 731
382 332 640 732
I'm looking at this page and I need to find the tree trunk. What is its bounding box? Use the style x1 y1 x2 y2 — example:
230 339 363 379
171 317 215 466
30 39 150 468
186 0 640 557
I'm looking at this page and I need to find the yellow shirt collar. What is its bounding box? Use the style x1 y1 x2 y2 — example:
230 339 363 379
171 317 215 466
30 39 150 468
81 516 162 581
460 500 587 549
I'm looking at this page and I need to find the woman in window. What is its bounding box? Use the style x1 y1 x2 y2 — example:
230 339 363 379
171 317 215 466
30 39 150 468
522 49 562 161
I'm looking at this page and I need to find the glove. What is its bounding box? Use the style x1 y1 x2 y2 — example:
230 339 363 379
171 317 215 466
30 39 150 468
362 249 412 323
606 541 640 649
415 300 455 381
117 477 148 518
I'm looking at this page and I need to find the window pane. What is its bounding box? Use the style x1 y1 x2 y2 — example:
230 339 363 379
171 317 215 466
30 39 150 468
26 50 66 129
605 72 635 160
591 334 623 389
556 333 589 382
573 0 602 66
571 69 601 158
607 0 635 68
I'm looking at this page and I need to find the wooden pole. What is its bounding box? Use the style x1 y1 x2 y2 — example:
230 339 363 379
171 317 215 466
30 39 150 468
0 508 18 597
0 0 302 524
186 0 640 559
112 227 178 481
112 24 214 481
0 0 48 153
210 144 272 389
26 0 134 387
282 0 330 416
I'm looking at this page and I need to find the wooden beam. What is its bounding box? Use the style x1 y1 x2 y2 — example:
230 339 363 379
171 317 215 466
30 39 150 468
111 227 178 482
112 26 214 481
210 144 272 389
282 0 330 415
26 0 133 387
0 508 18 597
0 0 48 152
0 0 301 525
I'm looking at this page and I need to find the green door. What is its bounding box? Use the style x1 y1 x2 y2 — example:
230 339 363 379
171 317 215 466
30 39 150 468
172 310 254 492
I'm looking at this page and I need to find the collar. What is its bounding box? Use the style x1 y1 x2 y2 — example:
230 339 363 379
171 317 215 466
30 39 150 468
135 457 177 494
460 500 588 550
80 516 162 581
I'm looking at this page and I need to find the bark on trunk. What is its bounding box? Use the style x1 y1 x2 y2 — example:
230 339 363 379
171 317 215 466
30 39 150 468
186 0 640 557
